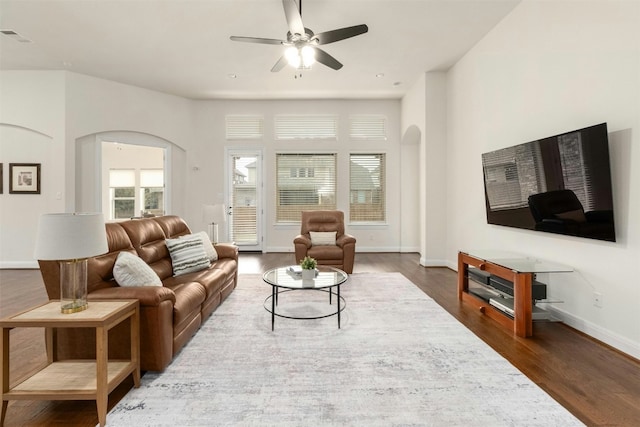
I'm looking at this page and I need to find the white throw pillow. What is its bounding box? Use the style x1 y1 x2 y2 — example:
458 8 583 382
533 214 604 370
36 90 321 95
113 251 162 287
166 236 211 276
310 231 337 246
180 231 218 262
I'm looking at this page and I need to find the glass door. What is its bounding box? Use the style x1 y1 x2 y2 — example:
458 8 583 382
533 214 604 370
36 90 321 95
226 149 263 251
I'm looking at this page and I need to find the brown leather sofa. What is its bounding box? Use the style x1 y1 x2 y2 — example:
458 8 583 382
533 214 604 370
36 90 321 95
38 215 238 372
294 210 356 274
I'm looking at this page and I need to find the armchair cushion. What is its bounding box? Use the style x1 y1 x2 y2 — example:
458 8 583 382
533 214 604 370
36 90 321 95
113 251 162 287
310 231 337 246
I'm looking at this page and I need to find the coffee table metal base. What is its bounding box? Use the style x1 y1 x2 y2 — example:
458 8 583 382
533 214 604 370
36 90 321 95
263 287 346 330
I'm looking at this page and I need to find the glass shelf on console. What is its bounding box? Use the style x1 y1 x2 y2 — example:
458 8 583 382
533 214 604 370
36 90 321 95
461 250 573 274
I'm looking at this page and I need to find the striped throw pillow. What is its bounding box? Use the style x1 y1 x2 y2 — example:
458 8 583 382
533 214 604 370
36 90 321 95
165 236 211 276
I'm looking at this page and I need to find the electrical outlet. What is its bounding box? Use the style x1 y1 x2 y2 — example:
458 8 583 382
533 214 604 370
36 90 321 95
593 292 603 308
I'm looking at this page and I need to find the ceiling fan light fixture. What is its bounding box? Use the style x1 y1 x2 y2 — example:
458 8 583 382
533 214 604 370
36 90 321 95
300 45 315 67
285 45 315 69
285 46 301 68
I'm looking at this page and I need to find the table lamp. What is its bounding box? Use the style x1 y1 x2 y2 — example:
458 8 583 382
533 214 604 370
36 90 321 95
203 204 226 244
34 213 108 313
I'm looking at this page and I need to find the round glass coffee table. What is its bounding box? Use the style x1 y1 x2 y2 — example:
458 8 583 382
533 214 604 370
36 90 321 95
262 266 348 330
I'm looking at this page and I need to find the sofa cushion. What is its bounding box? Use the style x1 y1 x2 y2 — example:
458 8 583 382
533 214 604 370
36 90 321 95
180 231 218 262
167 282 206 331
165 236 211 276
113 251 162 287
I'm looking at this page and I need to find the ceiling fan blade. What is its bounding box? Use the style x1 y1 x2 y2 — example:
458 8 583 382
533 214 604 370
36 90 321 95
230 36 284 45
271 55 288 72
314 24 369 45
282 0 305 36
313 47 343 70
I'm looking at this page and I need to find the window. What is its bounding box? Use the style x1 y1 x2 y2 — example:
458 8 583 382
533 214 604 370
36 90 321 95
109 169 135 219
349 115 387 140
276 153 336 221
274 115 338 140
109 169 164 220
350 154 386 222
225 115 264 140
140 169 164 216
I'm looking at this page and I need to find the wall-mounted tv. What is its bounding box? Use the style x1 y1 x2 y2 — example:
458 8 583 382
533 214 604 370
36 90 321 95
482 123 616 242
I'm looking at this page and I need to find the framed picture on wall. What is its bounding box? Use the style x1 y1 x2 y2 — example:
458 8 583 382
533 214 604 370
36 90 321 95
9 163 41 194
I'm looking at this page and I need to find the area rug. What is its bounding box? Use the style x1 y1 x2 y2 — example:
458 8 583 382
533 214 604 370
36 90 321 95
105 273 583 426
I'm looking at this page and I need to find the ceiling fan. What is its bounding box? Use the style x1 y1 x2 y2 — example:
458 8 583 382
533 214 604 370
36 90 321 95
230 0 368 72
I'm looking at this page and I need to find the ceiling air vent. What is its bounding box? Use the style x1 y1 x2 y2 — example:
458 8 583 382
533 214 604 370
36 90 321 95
0 29 32 43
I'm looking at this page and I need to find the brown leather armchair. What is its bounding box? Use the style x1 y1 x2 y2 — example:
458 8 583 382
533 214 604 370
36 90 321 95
294 210 356 274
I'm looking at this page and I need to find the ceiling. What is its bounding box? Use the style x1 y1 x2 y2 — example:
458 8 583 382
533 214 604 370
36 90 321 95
0 0 521 100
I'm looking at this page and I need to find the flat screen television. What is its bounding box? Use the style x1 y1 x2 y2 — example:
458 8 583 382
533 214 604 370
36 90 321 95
482 123 616 242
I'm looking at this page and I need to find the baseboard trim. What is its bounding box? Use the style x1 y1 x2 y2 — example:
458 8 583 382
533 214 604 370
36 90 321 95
266 247 402 253
0 261 39 269
420 257 448 267
544 305 640 361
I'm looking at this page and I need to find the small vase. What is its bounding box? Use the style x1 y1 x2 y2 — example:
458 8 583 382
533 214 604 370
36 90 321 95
301 269 315 282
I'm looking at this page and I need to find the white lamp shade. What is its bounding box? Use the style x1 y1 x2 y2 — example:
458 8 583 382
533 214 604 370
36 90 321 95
34 213 109 260
202 204 226 224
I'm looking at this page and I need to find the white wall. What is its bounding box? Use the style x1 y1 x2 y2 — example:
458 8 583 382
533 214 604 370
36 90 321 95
65 73 192 217
401 74 425 256
0 71 193 268
0 71 66 268
446 0 640 358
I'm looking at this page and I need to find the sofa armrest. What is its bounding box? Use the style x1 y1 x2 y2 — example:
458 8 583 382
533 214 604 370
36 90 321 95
214 243 239 260
89 286 176 307
336 234 356 248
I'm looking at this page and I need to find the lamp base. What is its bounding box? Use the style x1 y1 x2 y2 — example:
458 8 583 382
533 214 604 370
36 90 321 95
60 259 89 314
61 301 89 314
208 223 219 244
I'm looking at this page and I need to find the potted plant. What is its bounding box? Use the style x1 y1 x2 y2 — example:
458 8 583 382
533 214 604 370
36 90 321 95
300 256 317 282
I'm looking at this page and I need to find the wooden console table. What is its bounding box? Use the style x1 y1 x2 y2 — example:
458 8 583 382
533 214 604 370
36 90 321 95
1 300 140 427
457 251 572 337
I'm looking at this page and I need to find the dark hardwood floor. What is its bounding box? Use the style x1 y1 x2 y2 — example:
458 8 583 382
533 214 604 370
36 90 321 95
1 252 639 426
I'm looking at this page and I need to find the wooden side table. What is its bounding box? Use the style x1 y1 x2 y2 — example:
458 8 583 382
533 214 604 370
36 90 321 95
1 300 140 427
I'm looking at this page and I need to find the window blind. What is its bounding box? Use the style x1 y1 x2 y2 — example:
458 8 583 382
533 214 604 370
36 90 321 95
276 153 336 222
349 115 387 140
109 169 135 187
140 169 164 187
226 115 264 140
274 115 338 140
349 154 386 222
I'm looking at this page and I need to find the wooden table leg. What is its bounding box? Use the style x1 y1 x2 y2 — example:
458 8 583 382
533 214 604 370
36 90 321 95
513 272 533 337
95 326 108 427
1 328 9 427
130 306 141 387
